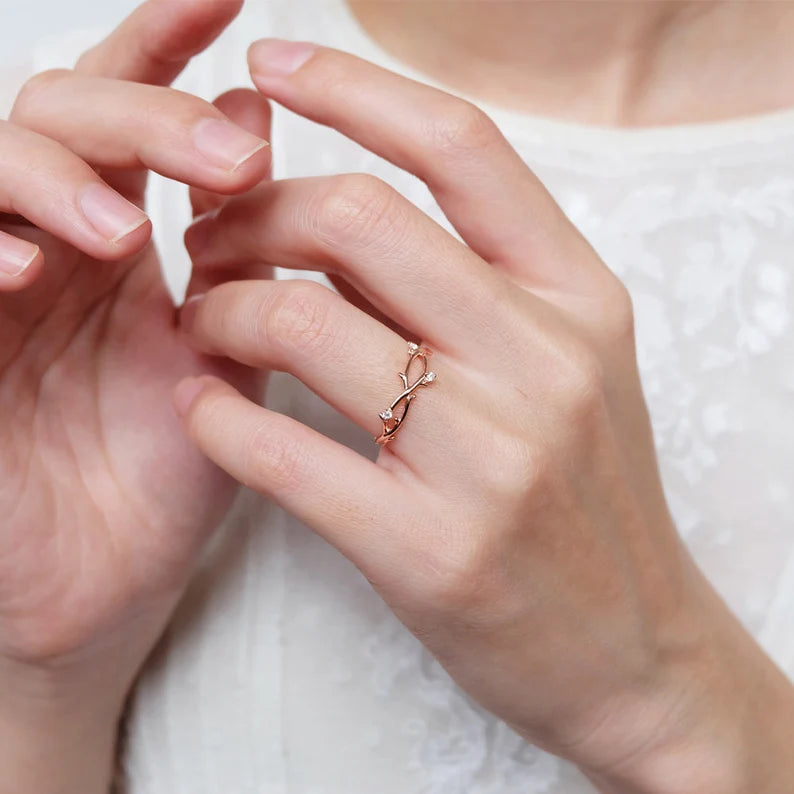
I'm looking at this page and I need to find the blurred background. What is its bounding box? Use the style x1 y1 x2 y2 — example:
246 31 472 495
1 0 138 64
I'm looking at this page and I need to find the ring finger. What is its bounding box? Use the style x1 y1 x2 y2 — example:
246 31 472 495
179 277 454 451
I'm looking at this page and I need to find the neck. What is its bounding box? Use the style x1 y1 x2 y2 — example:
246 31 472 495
345 1 794 126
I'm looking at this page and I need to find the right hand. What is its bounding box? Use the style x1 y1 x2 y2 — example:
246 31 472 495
0 2 272 790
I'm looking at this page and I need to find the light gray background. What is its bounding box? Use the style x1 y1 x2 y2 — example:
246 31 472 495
1 0 139 64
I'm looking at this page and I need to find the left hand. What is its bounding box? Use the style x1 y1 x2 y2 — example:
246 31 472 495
176 39 794 793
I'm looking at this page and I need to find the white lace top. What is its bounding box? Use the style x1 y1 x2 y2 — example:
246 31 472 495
3 1 794 791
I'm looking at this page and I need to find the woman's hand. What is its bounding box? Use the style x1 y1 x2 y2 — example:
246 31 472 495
177 40 794 794
0 2 272 791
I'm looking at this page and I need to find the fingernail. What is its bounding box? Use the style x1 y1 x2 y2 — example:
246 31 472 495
0 235 39 277
249 39 317 77
80 184 149 244
193 119 270 172
178 293 205 333
173 376 206 417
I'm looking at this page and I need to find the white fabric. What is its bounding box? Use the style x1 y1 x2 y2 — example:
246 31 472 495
3 1 794 791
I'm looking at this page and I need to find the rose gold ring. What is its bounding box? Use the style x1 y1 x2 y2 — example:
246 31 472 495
375 341 436 445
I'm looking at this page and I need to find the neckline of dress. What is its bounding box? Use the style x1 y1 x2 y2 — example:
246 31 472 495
325 0 794 158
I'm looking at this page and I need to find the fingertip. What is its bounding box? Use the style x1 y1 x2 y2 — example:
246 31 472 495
0 234 44 291
109 213 152 246
183 209 217 263
229 137 271 176
173 374 213 418
173 374 239 443
213 88 273 141
223 142 271 192
198 141 270 197
76 0 246 84
78 183 153 258
247 38 318 82
190 89 273 217
189 184 224 218
95 215 154 262
176 292 209 352
178 292 205 330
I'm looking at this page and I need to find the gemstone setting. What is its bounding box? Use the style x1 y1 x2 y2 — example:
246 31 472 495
375 341 436 445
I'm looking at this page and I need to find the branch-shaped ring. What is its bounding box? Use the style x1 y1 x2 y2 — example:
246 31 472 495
375 341 436 445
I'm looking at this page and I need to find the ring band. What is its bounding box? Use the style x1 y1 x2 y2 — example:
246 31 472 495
375 341 436 445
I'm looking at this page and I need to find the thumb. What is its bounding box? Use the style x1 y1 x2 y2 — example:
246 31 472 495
190 87 272 217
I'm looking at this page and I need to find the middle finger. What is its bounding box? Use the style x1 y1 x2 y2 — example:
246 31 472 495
183 173 526 359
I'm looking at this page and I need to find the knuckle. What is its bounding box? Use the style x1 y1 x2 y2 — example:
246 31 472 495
602 281 637 343
311 172 403 250
421 100 500 159
176 88 226 127
263 281 341 360
420 530 500 614
477 431 541 505
138 88 204 136
243 418 304 493
12 69 71 122
556 340 606 420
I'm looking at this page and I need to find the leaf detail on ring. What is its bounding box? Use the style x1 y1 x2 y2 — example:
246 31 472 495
375 342 436 444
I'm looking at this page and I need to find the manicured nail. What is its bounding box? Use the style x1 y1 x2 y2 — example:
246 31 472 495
193 119 269 172
249 39 317 77
0 234 39 277
80 184 149 243
173 376 206 417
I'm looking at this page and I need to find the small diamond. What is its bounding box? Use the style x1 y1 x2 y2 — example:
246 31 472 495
424 371 436 383
407 342 419 354
379 409 393 421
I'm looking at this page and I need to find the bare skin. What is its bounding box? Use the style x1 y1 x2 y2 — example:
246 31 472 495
346 0 794 125
2 2 794 794
0 3 273 791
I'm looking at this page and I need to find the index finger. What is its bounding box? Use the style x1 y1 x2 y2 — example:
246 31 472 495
247 39 609 295
75 0 244 86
